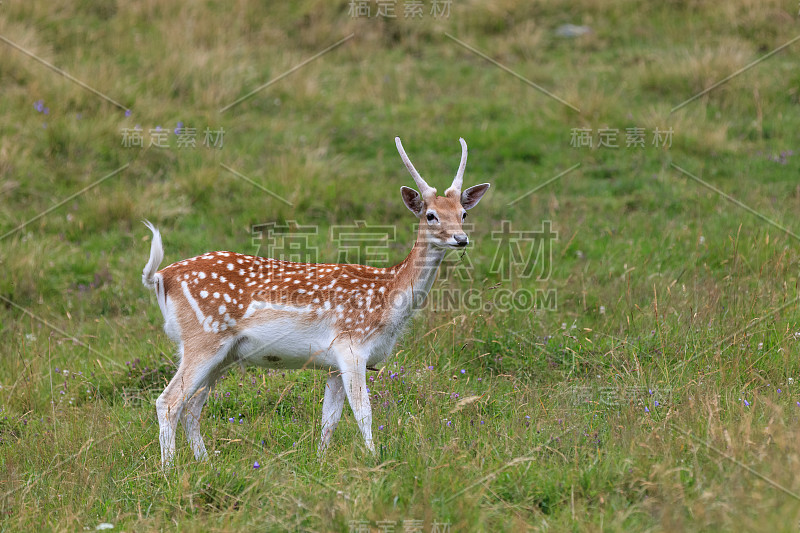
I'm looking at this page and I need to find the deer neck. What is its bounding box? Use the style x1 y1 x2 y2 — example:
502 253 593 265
389 229 447 316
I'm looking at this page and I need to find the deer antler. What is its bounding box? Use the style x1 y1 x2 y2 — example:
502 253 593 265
445 137 468 198
395 137 437 201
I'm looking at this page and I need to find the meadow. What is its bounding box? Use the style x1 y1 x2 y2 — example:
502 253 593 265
1 0 800 530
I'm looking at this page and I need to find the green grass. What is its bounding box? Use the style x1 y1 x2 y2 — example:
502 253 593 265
2 0 800 530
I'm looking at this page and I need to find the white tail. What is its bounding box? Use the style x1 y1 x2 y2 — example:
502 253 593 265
141 220 163 290
144 137 491 466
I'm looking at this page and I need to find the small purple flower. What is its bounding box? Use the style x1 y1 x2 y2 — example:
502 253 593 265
645 406 650 413
477 378 482 382
796 401 800 407
174 121 183 135
446 420 452 427
524 415 531 419
228 417 234 423
43 107 49 115
460 369 466 374
125 109 132 117
777 389 782 393
480 420 485 425
378 425 384 430
654 400 660 407
34 100 44 112
744 399 750 407
253 461 260 469
239 418 244 424
427 366 434 370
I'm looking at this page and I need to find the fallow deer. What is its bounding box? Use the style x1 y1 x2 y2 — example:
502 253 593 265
142 137 490 466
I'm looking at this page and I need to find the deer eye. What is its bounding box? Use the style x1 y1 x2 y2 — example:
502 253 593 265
462 212 467 221
426 212 438 222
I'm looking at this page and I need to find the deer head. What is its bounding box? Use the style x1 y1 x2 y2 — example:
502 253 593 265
395 137 491 249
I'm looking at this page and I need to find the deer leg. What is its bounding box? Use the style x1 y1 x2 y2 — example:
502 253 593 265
156 363 191 467
157 342 229 467
180 384 212 461
339 352 375 454
318 372 346 454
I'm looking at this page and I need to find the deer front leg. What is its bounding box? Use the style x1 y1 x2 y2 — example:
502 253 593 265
339 354 375 454
318 372 346 454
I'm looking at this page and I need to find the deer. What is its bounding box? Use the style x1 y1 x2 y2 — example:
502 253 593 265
142 137 490 466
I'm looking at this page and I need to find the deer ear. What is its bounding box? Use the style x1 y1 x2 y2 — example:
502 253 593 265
461 183 490 210
401 186 424 216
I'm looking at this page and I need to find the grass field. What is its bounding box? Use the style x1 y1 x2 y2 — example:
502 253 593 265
2 0 800 530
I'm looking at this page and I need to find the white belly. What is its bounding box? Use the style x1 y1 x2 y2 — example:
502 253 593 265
236 318 338 370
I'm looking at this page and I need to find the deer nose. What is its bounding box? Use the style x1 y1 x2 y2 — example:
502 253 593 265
454 233 469 246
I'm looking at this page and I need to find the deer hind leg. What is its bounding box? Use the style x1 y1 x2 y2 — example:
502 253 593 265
338 348 375 454
156 363 189 467
318 372 346 454
180 384 212 461
180 357 228 461
157 339 231 467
